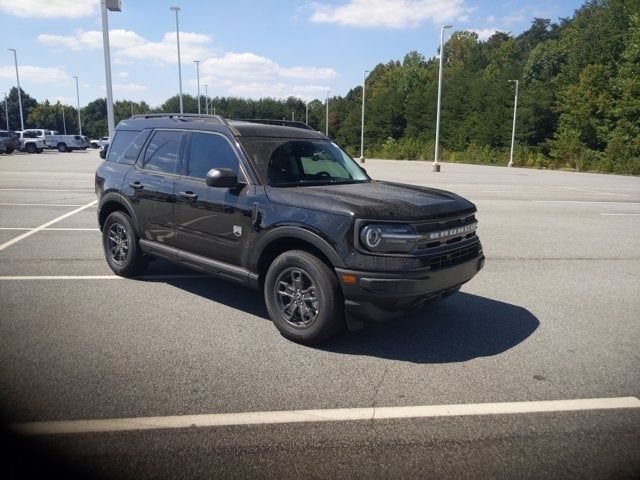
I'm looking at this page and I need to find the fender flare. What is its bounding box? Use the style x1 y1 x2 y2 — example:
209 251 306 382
98 192 140 233
250 226 345 271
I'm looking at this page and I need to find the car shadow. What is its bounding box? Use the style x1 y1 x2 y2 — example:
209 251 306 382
320 293 539 363
138 260 539 364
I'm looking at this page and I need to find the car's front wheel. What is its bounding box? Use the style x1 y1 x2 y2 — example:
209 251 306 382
264 250 345 344
102 211 148 277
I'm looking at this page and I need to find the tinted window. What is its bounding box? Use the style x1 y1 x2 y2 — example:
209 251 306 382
106 130 138 163
119 130 150 164
142 130 183 174
187 132 238 178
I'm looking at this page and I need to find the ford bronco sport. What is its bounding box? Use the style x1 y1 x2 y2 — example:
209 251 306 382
95 114 484 343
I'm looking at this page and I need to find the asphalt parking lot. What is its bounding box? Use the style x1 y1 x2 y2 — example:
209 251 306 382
1 150 639 479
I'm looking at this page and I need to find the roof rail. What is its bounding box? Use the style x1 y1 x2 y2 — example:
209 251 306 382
230 118 315 131
129 113 228 124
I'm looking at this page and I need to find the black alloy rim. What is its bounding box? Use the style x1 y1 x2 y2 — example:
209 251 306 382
274 267 320 328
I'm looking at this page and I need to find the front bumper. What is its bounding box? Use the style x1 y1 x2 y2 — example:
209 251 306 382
336 250 484 323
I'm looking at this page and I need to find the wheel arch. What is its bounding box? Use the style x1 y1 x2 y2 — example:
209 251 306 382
98 193 139 233
252 227 345 289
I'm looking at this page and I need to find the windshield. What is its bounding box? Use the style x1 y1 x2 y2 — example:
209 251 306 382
239 137 369 187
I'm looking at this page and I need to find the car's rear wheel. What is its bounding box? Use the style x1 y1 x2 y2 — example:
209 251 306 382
102 211 148 277
6 148 14 154
25 143 36 154
57 143 67 152
264 250 345 344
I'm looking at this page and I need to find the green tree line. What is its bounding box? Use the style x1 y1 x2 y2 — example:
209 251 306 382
1 0 638 174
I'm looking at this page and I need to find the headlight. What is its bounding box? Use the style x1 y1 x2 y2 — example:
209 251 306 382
360 223 420 253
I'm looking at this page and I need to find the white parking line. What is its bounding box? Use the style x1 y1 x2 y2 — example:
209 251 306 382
0 171 92 176
564 187 638 198
0 188 94 193
0 200 97 252
0 203 87 207
601 213 640 216
533 201 640 205
11 397 640 436
0 227 99 231
0 274 212 280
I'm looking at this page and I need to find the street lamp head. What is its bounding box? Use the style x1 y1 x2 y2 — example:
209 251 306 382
442 24 453 29
8 48 16 52
170 6 180 12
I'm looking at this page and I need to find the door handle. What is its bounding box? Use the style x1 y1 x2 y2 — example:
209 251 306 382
128 181 144 190
179 191 198 201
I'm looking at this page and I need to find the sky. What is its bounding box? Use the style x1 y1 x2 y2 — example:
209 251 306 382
0 0 585 108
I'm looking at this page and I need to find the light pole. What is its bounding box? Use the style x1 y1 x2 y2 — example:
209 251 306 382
508 79 519 168
2 93 8 130
170 6 183 114
305 101 309 124
360 69 370 162
61 104 67 135
194 60 201 114
433 24 452 172
325 91 330 136
73 75 82 135
8 49 24 131
101 0 121 140
204 84 208 114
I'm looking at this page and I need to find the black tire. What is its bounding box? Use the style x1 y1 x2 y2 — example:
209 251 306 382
36 148 43 153
264 250 345 344
25 143 36 154
57 143 67 152
6 148 14 154
102 211 148 277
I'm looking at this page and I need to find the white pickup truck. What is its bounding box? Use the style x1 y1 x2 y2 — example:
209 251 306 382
18 130 47 153
45 131 90 152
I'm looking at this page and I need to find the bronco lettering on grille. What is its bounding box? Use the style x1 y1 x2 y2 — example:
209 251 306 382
428 222 477 240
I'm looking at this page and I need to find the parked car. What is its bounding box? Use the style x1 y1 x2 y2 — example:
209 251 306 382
95 114 483 344
0 130 21 154
17 130 46 153
91 137 110 149
99 142 109 158
46 133 89 152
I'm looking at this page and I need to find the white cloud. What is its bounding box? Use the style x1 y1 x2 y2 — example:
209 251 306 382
470 28 503 41
0 65 70 84
38 29 147 52
221 82 331 101
310 0 471 28
199 53 338 84
279 66 338 80
37 28 337 101
38 29 212 65
0 0 99 18
113 83 147 93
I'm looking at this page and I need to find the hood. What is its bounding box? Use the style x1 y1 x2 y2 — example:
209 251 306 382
265 180 476 221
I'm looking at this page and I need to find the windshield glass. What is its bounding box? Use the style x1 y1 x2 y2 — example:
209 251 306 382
239 137 369 187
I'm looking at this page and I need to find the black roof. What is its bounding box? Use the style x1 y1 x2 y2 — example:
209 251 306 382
117 114 326 139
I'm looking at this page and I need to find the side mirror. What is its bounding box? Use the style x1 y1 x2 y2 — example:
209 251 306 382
206 168 238 188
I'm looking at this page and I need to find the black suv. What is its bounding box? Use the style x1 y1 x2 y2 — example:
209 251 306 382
96 114 484 343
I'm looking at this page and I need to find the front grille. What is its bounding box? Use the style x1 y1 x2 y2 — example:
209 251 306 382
428 243 480 271
414 213 477 250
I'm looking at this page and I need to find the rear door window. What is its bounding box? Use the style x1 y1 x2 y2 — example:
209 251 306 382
106 130 139 163
140 130 183 174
